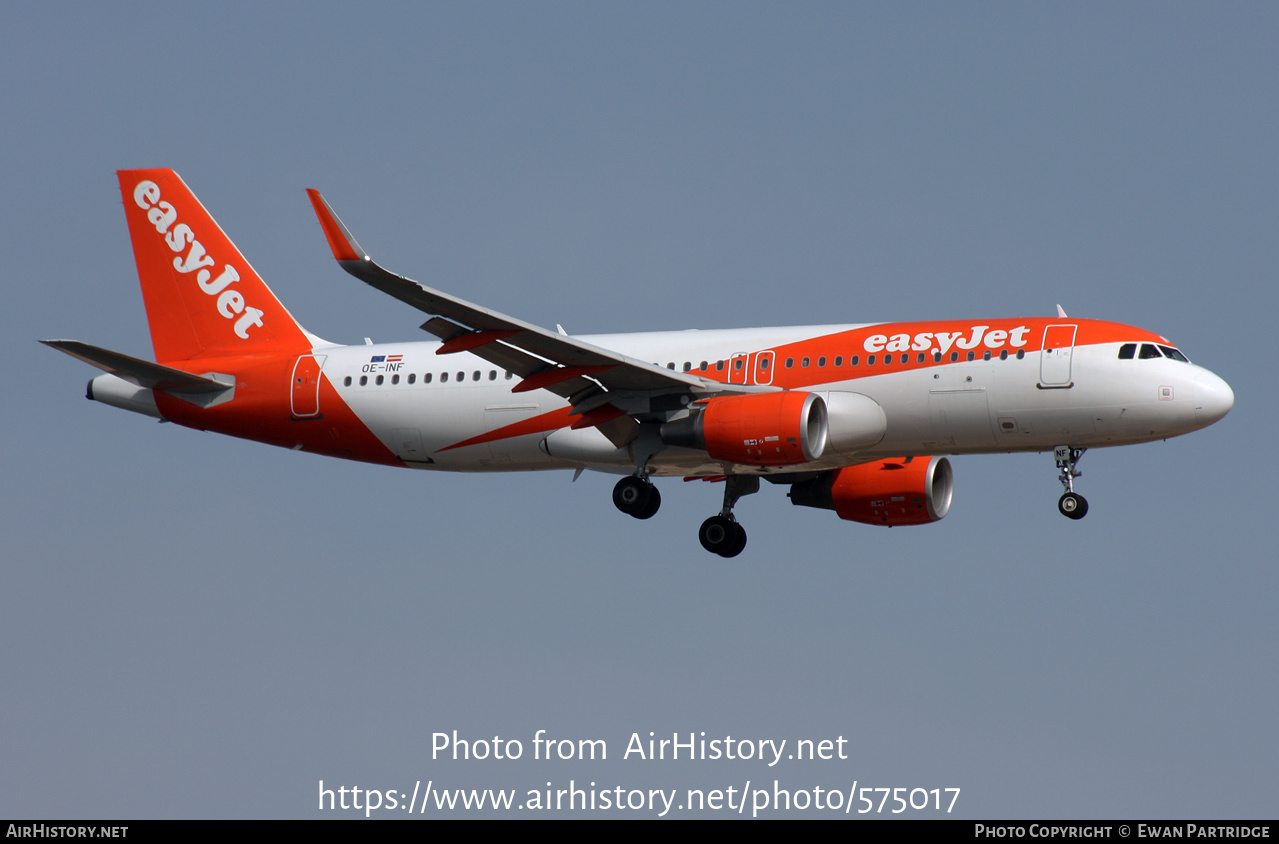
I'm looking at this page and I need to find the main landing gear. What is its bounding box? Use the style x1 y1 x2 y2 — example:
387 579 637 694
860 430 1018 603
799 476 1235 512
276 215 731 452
1054 445 1088 520
699 476 759 558
613 475 661 520
613 471 760 558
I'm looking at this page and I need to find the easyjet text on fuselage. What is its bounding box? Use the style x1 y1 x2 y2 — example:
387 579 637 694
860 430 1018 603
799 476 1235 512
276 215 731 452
862 325 1031 356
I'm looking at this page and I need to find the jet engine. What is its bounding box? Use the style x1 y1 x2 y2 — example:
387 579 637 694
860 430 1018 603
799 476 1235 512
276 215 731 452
660 391 827 466
789 456 953 526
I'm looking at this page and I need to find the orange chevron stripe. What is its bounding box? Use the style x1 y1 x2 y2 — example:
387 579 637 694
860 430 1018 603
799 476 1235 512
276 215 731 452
437 406 577 452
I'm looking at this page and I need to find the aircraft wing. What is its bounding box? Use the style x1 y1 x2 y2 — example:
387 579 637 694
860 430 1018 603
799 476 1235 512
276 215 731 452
306 189 768 412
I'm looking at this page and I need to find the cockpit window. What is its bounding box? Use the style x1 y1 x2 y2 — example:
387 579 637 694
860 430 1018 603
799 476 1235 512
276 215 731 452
1139 344 1162 359
1118 343 1136 359
1159 345 1189 362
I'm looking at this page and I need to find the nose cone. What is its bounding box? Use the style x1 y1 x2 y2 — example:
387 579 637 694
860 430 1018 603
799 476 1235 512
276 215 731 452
1193 370 1234 427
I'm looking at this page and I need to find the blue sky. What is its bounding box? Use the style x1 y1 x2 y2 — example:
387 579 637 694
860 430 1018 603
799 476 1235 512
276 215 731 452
2 3 1274 818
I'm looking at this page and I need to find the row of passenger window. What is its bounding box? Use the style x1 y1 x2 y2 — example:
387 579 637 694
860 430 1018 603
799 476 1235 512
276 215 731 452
665 349 1027 372
343 370 515 387
780 349 1025 367
1117 343 1189 362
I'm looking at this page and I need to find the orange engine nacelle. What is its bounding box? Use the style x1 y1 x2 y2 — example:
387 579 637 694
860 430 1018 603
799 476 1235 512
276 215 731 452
659 391 828 467
789 456 953 526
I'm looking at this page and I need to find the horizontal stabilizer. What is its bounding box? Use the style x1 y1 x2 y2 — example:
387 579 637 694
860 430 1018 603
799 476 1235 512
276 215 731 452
41 340 232 394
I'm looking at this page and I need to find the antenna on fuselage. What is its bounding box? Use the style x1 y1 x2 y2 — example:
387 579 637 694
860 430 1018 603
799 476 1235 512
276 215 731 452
1056 305 1068 318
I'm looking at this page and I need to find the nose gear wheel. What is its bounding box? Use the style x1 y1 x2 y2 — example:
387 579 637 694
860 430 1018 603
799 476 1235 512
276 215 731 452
1058 491 1088 519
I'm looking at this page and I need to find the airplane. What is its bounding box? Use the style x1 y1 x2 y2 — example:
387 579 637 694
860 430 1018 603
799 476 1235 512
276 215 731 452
44 169 1235 557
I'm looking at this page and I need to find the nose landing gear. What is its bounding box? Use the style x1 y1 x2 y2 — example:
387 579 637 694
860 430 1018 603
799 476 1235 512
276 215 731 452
1054 445 1088 520
699 475 759 558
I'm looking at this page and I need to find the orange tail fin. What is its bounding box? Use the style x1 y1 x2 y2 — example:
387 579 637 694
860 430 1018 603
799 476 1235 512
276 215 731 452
118 169 313 363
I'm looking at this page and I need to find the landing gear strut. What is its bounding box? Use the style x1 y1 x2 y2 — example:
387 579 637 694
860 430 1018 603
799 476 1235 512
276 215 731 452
613 475 661 519
699 476 759 558
1054 445 1088 520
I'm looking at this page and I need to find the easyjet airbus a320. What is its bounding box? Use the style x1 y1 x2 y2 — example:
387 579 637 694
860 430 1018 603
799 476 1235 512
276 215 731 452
46 170 1234 556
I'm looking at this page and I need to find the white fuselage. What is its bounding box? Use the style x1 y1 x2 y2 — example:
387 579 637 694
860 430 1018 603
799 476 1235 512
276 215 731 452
323 324 1229 477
